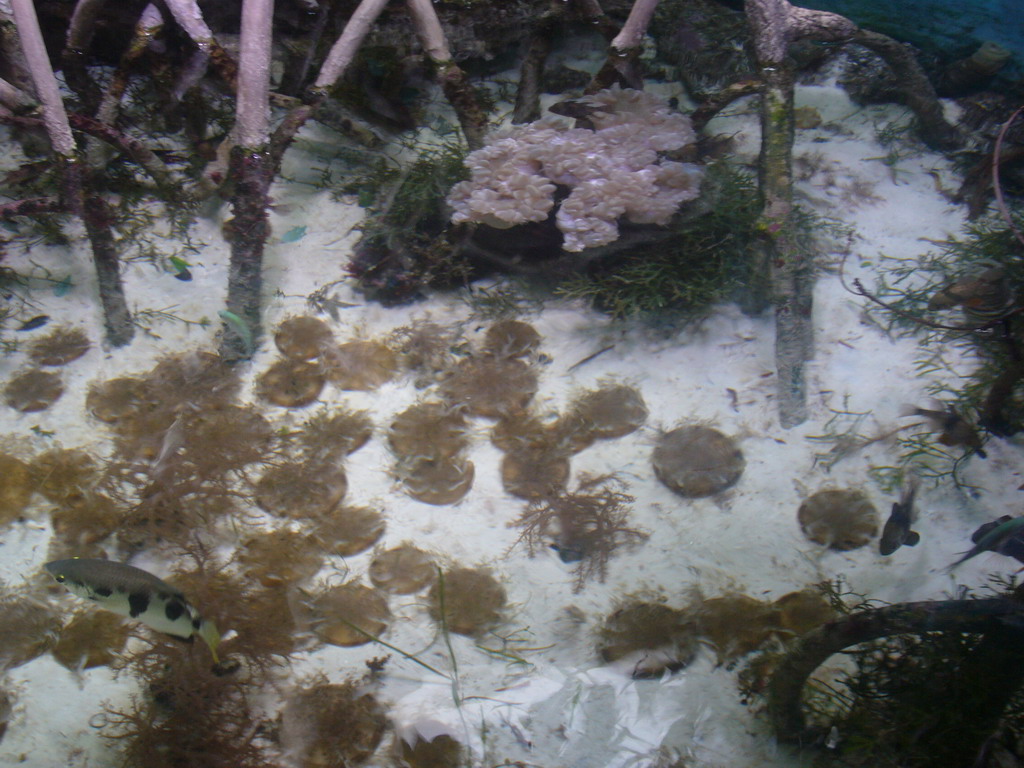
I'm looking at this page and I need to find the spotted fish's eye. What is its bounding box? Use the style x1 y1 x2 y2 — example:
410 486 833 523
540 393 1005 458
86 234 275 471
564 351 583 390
54 574 65 583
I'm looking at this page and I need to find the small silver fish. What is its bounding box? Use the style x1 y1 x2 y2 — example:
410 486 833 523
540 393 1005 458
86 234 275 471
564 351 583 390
45 558 221 663
879 477 921 556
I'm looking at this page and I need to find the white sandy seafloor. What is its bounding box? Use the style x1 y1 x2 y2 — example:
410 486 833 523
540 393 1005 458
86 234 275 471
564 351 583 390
1 71 1020 768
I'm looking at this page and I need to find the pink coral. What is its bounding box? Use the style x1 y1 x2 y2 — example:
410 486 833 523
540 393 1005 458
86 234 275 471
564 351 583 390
448 86 702 252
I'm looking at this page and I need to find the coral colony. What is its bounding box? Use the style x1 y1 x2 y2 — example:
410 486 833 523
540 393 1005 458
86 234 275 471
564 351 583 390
447 86 704 252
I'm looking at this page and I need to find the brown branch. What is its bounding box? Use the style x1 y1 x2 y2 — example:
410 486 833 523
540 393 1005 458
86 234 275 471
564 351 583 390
992 105 1024 249
849 277 1019 333
768 597 1024 744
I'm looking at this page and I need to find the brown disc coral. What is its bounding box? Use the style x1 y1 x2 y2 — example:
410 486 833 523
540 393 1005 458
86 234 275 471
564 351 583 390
696 593 779 665
49 492 120 550
0 592 61 671
4 369 63 412
398 456 475 505
482 319 541 359
369 544 436 594
388 401 469 460
771 588 835 637
440 356 538 419
294 408 373 461
148 350 241 410
86 377 152 424
29 448 99 506
321 340 400 391
51 611 130 671
393 734 464 767
500 448 571 500
256 358 325 408
255 462 347 519
308 583 391 646
652 425 745 498
559 384 647 443
274 315 335 360
281 682 387 768
238 529 324 588
0 454 33 526
427 567 506 636
798 489 879 551
27 326 91 366
310 506 386 556
597 602 700 678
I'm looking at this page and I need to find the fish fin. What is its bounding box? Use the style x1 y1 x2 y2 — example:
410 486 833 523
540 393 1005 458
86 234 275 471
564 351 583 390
905 531 920 547
197 620 222 665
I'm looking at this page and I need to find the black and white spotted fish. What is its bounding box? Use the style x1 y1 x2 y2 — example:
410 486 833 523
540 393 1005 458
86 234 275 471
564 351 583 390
44 558 221 663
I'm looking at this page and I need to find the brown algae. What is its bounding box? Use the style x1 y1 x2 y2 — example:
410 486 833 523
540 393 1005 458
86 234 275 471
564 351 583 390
281 682 387 768
27 326 91 366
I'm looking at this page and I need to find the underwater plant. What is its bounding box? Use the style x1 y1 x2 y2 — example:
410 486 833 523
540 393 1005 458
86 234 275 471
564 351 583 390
321 340 400 391
651 425 746 498
510 473 646 591
0 454 33 526
3 368 64 412
597 601 701 679
427 567 506 637
256 358 326 408
368 544 437 594
310 505 386 557
797 488 879 551
440 355 538 418
26 325 91 366
305 582 392 647
273 315 336 360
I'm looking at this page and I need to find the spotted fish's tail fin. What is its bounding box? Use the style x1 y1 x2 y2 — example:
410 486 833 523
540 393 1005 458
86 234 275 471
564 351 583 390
197 619 222 665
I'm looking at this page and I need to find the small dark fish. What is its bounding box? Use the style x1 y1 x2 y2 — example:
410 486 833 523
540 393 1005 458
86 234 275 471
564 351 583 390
927 264 1014 319
879 477 921 556
16 315 49 331
550 542 584 563
947 516 1024 570
904 404 987 458
169 256 192 282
